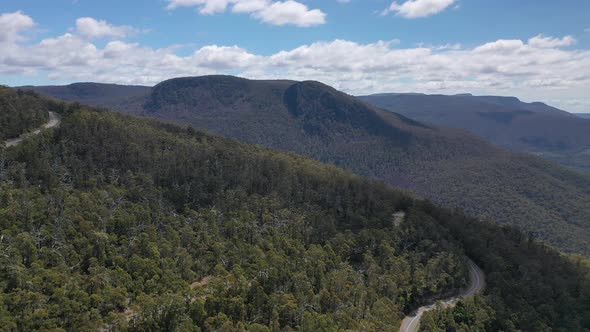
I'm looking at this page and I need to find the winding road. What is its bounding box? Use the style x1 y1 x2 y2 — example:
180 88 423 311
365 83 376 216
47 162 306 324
4 111 60 148
399 259 486 332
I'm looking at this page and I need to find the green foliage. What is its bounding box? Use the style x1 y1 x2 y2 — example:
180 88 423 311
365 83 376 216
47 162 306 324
419 205 590 331
0 106 468 330
0 87 50 140
0 91 588 331
419 296 495 331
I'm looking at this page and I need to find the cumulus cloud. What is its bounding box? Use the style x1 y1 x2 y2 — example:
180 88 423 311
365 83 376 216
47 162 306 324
383 0 455 18
528 34 576 48
252 1 326 27
165 0 326 26
0 11 35 43
473 39 524 54
2 12 590 111
75 17 138 39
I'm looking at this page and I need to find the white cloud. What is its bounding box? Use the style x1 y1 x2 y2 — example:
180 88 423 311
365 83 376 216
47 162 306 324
0 11 35 43
253 1 326 27
528 34 576 48
473 39 524 54
1 13 590 111
75 17 138 39
193 45 261 69
383 0 455 18
165 0 326 26
232 0 270 13
166 0 231 14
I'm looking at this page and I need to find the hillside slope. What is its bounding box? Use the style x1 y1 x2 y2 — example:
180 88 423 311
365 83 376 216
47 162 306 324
1 90 464 331
0 87 49 140
360 93 590 173
1 89 588 331
25 76 590 255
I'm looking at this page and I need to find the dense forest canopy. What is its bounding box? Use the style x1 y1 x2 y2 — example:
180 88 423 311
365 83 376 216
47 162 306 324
0 89 588 331
419 206 590 331
0 95 470 331
0 87 49 141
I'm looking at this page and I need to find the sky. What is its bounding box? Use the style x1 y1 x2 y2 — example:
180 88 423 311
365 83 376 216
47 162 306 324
1 0 589 112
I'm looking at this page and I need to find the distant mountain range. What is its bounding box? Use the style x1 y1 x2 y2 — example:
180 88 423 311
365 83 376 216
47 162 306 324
21 76 590 255
359 93 590 173
576 113 590 119
21 82 150 114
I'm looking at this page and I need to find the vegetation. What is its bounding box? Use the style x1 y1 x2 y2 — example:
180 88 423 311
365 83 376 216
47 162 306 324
0 87 49 140
0 90 588 331
418 208 590 331
0 100 470 331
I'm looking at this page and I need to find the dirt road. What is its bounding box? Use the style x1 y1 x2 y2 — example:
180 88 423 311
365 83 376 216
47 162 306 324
399 259 485 332
5 111 60 148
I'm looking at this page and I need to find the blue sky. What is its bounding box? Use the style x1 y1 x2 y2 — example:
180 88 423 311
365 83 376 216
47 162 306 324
1 0 590 111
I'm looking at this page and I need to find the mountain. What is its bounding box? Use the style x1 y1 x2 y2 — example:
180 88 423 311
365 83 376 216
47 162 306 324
359 93 590 173
577 113 590 119
21 82 151 114
1 88 588 331
23 76 590 255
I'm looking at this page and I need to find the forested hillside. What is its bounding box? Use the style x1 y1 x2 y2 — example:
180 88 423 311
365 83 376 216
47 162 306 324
360 93 590 173
0 90 588 331
0 87 49 141
418 214 590 331
24 76 590 255
0 96 467 331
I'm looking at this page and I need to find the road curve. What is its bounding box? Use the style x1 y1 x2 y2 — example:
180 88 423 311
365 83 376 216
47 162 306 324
5 111 60 148
399 259 485 332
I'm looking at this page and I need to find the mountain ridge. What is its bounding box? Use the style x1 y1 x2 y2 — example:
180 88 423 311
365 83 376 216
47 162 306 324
359 92 590 173
21 76 590 255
